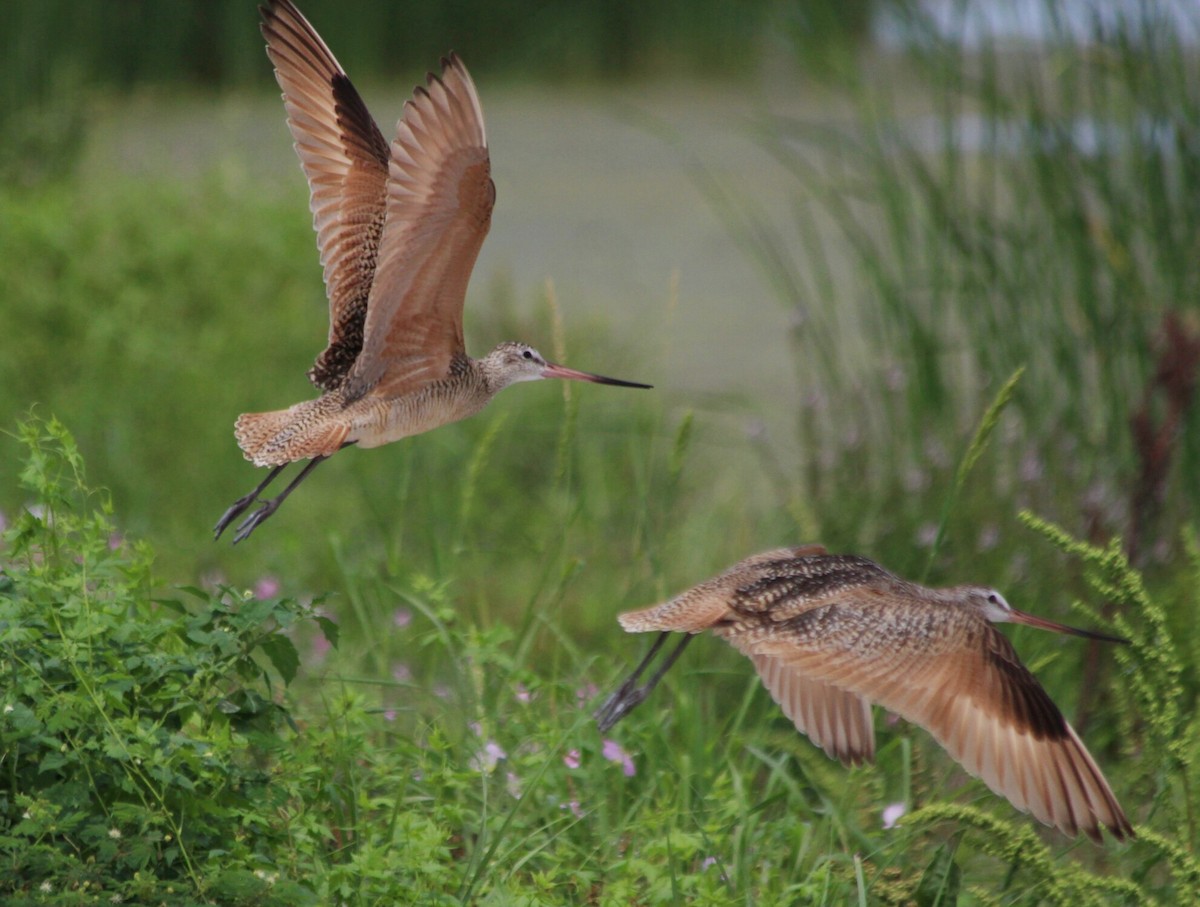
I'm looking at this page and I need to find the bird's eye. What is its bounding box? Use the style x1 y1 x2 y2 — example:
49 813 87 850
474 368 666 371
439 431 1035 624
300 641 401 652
522 350 533 360
987 592 1001 605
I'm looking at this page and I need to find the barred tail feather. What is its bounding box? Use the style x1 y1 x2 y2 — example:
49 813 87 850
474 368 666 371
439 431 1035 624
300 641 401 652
234 398 349 467
617 596 728 634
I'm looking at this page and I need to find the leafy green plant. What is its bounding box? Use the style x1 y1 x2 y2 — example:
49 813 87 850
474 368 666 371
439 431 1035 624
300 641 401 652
0 415 327 905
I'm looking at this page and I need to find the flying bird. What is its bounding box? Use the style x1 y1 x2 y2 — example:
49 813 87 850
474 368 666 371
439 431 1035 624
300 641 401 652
595 545 1133 842
215 0 649 543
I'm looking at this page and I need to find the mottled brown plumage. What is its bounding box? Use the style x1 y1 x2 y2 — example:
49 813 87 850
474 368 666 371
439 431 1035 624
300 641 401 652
215 1 648 543
596 545 1133 843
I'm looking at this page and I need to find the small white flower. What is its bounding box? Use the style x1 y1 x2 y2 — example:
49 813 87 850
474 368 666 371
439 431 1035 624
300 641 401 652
470 741 507 772
39 881 52 893
108 828 122 839
882 801 907 829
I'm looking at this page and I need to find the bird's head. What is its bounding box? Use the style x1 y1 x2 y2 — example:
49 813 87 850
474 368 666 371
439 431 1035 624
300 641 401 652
962 585 1126 643
482 341 652 392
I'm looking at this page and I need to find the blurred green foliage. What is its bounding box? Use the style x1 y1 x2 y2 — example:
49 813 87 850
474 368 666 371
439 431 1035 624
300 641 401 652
0 172 677 617
4 0 811 183
714 0 1200 577
5 0 779 91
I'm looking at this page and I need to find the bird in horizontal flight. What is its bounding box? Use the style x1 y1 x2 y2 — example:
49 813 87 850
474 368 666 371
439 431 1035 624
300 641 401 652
595 544 1133 842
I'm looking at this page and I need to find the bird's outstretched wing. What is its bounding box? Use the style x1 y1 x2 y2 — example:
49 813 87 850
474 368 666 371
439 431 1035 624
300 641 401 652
730 604 1132 841
344 54 493 400
261 0 392 391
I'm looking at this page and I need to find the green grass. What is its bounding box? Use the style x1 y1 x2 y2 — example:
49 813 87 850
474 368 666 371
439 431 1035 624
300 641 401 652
3 0 1200 901
722 2 1200 564
2 412 1196 904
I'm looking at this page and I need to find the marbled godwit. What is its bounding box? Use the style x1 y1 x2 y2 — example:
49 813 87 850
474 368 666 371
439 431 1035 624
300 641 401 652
595 545 1133 842
215 0 650 543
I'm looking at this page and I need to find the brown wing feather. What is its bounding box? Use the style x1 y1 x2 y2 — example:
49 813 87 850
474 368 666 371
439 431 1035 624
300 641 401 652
345 54 493 400
750 654 875 765
261 0 391 391
733 605 1132 840
730 554 895 619
617 546 828 634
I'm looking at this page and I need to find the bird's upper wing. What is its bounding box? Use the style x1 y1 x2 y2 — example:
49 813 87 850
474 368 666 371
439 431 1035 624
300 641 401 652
617 546 833 634
343 54 493 400
260 0 391 391
724 599 1132 841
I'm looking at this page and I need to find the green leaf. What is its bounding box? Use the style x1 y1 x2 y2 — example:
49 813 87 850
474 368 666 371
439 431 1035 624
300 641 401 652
915 838 961 907
923 366 1024 579
237 597 279 624
37 752 69 773
259 634 300 686
314 616 340 649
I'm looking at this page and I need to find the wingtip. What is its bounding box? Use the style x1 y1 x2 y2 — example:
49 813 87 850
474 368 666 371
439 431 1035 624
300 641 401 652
1082 815 1135 845
259 0 290 29
428 53 462 87
258 1 277 39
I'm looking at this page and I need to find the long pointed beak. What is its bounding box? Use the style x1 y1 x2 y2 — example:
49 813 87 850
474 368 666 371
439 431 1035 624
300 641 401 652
541 361 652 388
1008 608 1128 644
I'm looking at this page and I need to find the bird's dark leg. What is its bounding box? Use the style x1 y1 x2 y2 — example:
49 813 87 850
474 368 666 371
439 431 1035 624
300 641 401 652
213 463 288 540
229 455 328 544
594 632 694 732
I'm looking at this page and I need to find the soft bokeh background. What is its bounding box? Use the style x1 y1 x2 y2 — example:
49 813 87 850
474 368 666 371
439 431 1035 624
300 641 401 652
6 0 1194 584
3 0 1200 901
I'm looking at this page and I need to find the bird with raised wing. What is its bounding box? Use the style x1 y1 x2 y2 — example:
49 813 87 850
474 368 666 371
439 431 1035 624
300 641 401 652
215 0 650 543
595 545 1133 842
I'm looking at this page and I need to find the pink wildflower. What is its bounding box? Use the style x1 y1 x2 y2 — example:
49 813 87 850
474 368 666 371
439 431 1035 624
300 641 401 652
471 741 507 772
563 749 581 770
254 575 281 600
575 683 599 708
561 799 583 818
602 739 636 777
